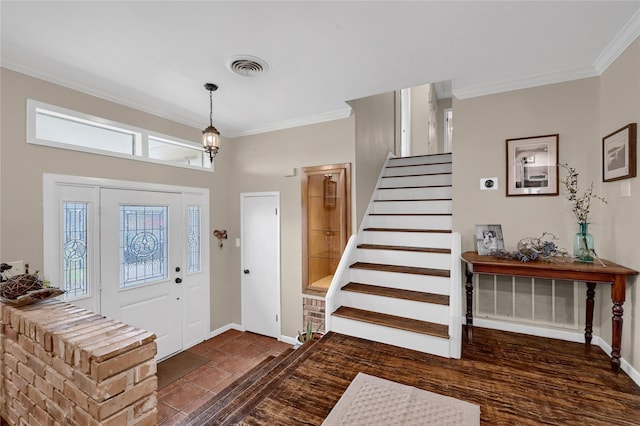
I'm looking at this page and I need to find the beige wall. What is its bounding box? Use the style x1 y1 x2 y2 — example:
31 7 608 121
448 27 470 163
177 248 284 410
453 60 639 372
0 68 234 333
349 92 396 227
224 117 356 337
599 36 640 370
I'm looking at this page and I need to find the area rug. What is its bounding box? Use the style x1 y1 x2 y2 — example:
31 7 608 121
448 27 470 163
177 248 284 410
157 351 209 389
322 373 480 426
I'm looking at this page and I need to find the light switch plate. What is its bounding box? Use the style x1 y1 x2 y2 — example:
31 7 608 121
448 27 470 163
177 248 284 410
621 180 631 197
480 177 498 190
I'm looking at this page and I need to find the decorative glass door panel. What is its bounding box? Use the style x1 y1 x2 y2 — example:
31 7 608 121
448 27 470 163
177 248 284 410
119 205 168 288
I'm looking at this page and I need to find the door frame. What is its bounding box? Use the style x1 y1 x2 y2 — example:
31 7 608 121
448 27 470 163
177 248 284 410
43 174 210 352
240 191 281 338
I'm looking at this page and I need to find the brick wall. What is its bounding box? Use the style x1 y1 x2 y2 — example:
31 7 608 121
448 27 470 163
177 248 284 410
0 299 157 425
302 297 326 333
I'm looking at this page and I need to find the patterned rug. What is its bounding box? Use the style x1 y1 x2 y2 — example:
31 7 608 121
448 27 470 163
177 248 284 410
322 373 480 426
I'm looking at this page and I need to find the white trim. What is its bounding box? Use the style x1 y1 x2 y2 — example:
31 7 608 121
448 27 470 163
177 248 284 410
594 9 640 74
225 107 353 138
27 99 213 172
210 323 245 339
453 66 598 100
279 335 298 346
597 338 640 387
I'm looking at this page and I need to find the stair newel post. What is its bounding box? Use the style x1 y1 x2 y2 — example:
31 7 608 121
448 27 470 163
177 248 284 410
465 264 474 343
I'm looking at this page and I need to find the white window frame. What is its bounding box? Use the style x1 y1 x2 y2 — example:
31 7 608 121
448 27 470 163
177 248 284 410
27 99 212 171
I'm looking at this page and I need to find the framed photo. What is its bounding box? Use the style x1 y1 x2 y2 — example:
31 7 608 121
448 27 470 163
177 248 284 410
603 123 637 182
475 225 504 255
506 134 559 196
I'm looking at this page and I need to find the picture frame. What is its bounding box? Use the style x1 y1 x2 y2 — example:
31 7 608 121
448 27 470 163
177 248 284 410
506 134 559 196
603 123 637 182
475 224 504 255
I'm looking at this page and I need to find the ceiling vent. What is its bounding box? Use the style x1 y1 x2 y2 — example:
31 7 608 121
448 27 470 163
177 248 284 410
228 55 269 77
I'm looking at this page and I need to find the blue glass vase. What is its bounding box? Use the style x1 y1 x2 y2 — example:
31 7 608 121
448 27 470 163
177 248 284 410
573 222 594 262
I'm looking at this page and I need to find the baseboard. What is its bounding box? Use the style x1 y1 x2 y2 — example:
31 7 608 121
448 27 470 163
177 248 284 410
472 318 640 387
279 335 297 346
210 323 245 338
210 323 296 346
597 338 640 387
472 318 586 343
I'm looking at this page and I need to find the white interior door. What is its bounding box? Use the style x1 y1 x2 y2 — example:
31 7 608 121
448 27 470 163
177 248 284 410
100 188 183 360
241 192 280 338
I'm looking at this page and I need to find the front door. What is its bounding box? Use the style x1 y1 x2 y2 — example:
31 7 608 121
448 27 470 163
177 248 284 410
241 192 280 338
100 189 183 359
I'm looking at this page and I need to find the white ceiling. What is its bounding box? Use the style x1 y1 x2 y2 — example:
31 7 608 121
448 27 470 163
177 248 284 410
2 1 640 138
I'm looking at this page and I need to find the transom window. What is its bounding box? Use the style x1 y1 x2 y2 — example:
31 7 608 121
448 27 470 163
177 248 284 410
27 99 212 170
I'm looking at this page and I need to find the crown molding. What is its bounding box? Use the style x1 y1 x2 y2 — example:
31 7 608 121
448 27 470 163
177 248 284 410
453 66 599 100
1 58 206 131
594 8 640 74
224 107 353 139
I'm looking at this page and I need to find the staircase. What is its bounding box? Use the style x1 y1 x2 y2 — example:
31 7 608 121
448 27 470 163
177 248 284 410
326 153 462 358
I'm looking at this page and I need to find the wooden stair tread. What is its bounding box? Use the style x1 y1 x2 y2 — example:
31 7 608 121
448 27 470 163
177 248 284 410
386 161 452 169
343 282 449 305
357 244 450 254
378 185 452 189
332 306 449 339
382 172 452 178
350 262 450 277
369 213 451 216
364 228 452 234
373 198 452 202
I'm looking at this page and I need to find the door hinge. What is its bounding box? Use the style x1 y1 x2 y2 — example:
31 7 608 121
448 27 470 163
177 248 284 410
276 314 278 322
275 208 278 215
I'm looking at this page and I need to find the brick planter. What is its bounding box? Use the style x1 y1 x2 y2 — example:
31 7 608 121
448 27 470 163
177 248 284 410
0 299 157 425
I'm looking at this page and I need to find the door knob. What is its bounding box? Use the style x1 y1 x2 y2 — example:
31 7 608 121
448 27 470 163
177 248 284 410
175 267 181 272
175 278 182 284
243 269 250 274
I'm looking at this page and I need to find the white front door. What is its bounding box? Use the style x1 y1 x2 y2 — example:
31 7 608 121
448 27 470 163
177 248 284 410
100 188 183 360
241 192 280 338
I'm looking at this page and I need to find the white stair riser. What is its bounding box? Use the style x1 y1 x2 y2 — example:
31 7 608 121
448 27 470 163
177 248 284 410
384 163 451 177
360 231 453 249
357 249 451 270
349 269 450 295
376 186 452 200
367 215 452 229
380 174 452 188
372 200 452 214
340 291 449 324
330 316 452 358
389 154 452 167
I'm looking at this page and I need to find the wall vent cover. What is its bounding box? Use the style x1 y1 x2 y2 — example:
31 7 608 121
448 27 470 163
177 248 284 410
228 55 269 77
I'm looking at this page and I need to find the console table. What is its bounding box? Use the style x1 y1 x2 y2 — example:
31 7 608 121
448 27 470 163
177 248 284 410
461 251 637 372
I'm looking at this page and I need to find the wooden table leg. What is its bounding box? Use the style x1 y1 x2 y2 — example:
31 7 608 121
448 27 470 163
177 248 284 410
585 282 596 345
610 276 626 373
465 266 474 343
611 301 623 373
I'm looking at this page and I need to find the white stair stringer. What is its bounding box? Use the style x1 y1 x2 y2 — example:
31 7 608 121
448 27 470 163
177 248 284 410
325 153 462 359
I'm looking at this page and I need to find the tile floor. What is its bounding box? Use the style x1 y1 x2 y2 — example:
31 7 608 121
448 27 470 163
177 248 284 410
157 329 292 425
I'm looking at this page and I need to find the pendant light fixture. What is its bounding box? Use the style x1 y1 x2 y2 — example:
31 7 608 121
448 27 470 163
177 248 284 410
202 83 220 162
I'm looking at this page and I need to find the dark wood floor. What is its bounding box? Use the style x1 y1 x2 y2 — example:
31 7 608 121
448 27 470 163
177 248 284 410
236 328 640 425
